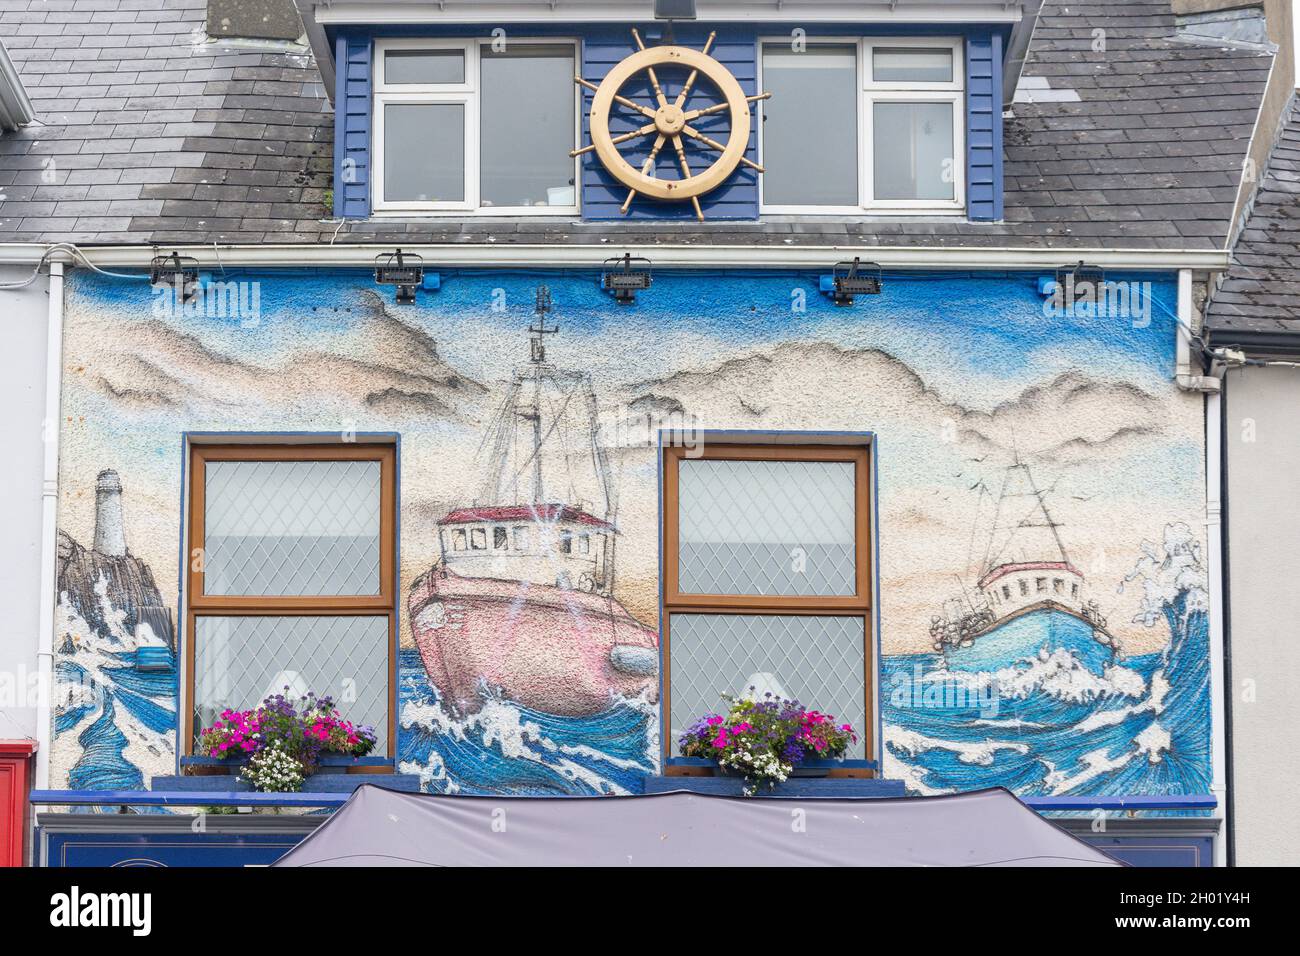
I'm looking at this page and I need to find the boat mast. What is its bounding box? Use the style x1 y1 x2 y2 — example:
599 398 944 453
527 286 558 505
1023 461 1071 565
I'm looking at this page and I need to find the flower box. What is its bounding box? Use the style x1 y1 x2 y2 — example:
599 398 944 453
181 755 393 776
669 756 872 780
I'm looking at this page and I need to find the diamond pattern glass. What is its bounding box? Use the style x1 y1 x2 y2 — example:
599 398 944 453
669 614 866 758
193 615 389 751
678 458 856 596
204 460 381 596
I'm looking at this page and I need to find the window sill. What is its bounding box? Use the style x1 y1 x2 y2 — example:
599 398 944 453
644 774 904 799
180 755 395 773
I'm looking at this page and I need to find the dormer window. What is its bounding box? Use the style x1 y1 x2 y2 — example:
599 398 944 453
759 38 964 214
372 38 580 214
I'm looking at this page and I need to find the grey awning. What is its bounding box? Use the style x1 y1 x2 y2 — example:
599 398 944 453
273 785 1121 867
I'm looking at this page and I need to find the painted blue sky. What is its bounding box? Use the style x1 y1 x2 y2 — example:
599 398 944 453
71 270 1180 414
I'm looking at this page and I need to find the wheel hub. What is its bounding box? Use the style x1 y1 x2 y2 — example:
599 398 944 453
654 104 686 135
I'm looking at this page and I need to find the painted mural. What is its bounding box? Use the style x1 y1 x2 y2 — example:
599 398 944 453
52 269 1209 801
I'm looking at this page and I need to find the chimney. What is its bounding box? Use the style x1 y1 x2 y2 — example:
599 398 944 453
93 469 126 557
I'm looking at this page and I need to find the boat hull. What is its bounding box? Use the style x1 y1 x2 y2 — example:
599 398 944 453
942 602 1117 676
408 567 659 717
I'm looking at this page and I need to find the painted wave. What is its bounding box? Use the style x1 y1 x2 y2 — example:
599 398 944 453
397 648 658 795
882 524 1211 810
53 594 177 801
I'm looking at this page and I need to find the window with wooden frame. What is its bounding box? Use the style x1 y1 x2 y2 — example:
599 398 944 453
662 442 873 770
185 443 397 756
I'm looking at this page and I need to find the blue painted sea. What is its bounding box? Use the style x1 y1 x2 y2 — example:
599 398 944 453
397 648 658 796
881 591 1210 804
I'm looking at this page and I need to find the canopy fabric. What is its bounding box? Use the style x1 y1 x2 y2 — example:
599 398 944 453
273 785 1121 867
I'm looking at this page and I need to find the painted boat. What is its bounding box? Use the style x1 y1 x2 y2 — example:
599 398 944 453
408 563 658 717
932 461 1119 675
406 295 659 717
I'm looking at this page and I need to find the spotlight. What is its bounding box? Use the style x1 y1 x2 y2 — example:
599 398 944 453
602 254 653 305
374 248 425 304
1046 261 1105 310
149 250 200 303
822 258 883 307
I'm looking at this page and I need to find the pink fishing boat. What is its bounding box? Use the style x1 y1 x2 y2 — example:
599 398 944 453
407 292 659 717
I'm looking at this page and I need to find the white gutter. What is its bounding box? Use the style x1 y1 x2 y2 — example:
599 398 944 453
34 261 63 790
296 0 335 99
1176 269 1222 392
0 242 1232 272
311 1 1023 27
1206 383 1228 868
0 37 35 132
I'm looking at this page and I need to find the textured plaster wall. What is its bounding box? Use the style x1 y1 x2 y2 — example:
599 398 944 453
0 266 48 743
48 269 1211 799
1223 365 1300 865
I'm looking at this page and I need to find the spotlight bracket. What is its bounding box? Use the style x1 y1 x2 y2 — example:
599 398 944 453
149 250 200 302
601 254 653 305
374 248 425 304
825 258 883 306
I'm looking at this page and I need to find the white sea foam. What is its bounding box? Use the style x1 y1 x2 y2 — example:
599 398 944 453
884 723 1029 767
1121 521 1209 627
1072 668 1168 732
1134 722 1171 764
929 648 1146 705
1045 746 1135 794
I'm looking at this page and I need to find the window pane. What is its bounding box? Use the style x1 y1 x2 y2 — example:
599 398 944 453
678 458 856 596
761 45 858 206
669 614 866 758
193 615 389 751
873 101 954 201
481 45 576 207
385 49 465 85
384 103 465 203
872 47 953 83
204 459 381 596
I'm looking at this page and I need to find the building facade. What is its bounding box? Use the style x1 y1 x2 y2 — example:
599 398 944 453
2 0 1295 866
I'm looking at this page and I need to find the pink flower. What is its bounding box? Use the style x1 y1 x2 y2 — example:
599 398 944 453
706 716 723 727
711 732 728 749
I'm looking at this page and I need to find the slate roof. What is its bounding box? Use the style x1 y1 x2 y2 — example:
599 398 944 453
0 0 1276 249
1204 101 1300 355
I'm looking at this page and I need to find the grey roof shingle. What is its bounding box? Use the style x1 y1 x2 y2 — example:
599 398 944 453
1205 101 1300 354
0 0 1276 248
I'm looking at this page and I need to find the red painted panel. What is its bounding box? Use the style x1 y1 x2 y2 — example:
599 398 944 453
0 741 37 868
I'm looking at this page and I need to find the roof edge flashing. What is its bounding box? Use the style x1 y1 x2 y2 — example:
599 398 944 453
1174 6 1276 51
0 38 35 132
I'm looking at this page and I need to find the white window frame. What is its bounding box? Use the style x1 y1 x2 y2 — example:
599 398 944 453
758 36 965 216
372 36 581 216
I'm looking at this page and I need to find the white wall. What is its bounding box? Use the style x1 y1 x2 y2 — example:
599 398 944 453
0 265 48 742
1224 364 1300 866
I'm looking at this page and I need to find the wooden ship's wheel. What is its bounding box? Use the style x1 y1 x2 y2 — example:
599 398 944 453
572 30 770 220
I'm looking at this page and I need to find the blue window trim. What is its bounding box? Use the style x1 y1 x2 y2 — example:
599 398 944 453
327 23 1010 223
656 429 880 772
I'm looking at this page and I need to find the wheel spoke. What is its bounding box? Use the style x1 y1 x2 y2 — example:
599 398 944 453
681 125 765 173
575 76 657 120
684 92 771 123
571 122 657 158
641 133 668 176
669 135 705 221
673 31 717 111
